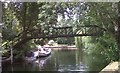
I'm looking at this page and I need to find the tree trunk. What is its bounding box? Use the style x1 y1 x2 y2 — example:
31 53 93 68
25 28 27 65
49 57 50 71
22 3 27 39
13 37 32 49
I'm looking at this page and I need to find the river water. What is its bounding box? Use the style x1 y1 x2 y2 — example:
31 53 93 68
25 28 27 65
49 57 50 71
2 49 106 72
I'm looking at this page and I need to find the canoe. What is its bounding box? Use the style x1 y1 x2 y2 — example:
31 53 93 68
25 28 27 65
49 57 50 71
24 48 51 62
34 47 51 58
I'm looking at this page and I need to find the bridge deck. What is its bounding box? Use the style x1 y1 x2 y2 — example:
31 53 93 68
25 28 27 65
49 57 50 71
30 25 103 38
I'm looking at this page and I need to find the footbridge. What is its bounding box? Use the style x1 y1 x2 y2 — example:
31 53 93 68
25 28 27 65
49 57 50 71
30 25 105 38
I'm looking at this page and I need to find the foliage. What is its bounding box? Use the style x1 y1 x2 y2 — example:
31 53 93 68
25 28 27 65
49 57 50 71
86 3 118 36
2 2 119 70
57 37 74 45
75 37 83 49
2 2 58 56
76 34 119 67
74 2 119 71
84 33 118 71
82 2 119 61
14 40 36 58
56 2 88 45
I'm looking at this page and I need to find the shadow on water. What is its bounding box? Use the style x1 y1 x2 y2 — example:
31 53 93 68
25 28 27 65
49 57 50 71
2 49 106 72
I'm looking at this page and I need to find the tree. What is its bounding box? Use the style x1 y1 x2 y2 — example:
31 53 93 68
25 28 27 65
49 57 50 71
2 2 58 58
82 3 119 71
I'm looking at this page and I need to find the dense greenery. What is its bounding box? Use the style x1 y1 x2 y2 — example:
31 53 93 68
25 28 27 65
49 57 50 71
2 2 119 71
83 34 118 71
83 3 119 62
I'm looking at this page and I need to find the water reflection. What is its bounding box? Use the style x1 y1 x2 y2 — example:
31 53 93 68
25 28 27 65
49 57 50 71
58 63 87 72
51 50 87 72
2 50 91 72
33 55 51 70
21 55 52 71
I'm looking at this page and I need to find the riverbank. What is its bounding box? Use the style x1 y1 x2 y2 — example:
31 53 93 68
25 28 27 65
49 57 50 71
46 44 77 50
99 61 119 73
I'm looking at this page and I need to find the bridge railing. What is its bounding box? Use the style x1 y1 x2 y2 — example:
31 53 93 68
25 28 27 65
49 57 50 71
73 25 103 36
31 25 104 38
52 26 73 36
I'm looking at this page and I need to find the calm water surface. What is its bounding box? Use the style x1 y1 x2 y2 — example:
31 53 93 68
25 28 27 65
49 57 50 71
3 49 106 72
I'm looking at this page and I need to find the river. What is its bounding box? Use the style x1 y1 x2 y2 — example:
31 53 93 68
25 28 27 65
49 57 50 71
2 49 107 72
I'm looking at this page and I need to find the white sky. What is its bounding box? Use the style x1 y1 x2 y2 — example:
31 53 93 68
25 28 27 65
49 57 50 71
57 8 78 22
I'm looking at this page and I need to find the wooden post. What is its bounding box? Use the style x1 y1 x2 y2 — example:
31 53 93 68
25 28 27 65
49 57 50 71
10 44 13 64
10 20 13 64
0 1 2 73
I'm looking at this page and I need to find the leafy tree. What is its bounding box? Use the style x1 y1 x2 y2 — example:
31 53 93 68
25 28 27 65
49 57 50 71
2 2 58 58
82 2 119 71
2 2 119 65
